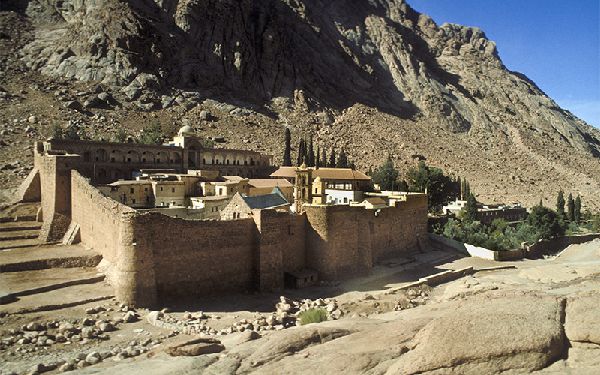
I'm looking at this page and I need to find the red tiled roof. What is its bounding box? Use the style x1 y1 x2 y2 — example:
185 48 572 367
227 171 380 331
270 167 371 181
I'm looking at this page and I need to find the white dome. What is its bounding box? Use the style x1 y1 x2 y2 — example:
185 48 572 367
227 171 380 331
178 125 194 136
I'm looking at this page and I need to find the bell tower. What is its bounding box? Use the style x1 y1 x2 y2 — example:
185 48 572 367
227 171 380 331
294 163 312 213
311 176 327 205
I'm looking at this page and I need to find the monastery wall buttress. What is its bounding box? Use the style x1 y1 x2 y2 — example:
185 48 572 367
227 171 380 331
71 171 157 306
252 210 307 292
304 195 428 280
38 153 81 242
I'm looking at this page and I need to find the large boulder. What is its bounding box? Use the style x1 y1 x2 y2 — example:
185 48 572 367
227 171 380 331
565 294 600 345
385 293 566 374
165 337 225 357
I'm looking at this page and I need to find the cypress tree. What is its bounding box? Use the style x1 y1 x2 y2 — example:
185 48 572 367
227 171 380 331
463 193 478 222
321 148 327 167
574 196 582 222
296 138 305 166
315 146 321 169
567 193 575 221
329 148 336 168
457 176 462 200
283 128 292 166
464 181 471 198
307 136 315 167
371 156 398 191
556 190 565 218
336 148 348 168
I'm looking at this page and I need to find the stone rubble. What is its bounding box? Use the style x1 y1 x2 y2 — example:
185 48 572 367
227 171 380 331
144 296 343 339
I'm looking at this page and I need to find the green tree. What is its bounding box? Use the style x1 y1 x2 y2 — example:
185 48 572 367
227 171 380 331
138 120 164 145
114 128 128 143
567 193 575 221
593 214 600 232
527 205 565 240
64 124 81 140
51 124 64 140
406 161 455 210
321 148 327 168
396 180 409 191
282 128 292 166
315 146 321 169
307 136 315 167
296 138 306 166
574 196 582 223
457 176 463 199
463 193 478 222
556 190 565 218
371 156 399 191
336 148 348 168
329 148 336 168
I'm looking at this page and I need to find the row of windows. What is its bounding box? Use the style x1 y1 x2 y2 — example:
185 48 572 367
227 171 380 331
129 187 176 193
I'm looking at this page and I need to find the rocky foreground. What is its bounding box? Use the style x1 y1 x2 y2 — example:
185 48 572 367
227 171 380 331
2 235 600 374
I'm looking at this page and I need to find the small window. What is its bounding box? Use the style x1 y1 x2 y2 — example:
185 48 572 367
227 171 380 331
172 188 175 193
132 199 136 204
160 187 163 191
130 188 134 194
144 187 148 192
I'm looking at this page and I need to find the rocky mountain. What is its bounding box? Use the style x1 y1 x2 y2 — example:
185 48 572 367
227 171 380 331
1 0 599 209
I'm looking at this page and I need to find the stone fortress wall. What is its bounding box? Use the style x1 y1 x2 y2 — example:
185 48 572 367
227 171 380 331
64 172 428 307
304 195 428 280
24 140 429 307
33 139 275 241
69 171 311 306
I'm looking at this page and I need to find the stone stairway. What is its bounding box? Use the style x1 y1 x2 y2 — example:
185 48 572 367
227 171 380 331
0 220 43 250
0 241 108 312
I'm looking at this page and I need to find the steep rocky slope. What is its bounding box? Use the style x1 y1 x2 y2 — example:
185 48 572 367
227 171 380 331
1 0 599 209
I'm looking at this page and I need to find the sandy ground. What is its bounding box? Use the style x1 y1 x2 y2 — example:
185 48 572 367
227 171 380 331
1 235 599 374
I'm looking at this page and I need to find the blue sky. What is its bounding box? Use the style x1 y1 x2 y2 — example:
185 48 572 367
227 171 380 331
410 0 600 128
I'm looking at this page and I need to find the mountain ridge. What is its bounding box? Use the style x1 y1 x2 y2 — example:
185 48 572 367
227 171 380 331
0 0 599 209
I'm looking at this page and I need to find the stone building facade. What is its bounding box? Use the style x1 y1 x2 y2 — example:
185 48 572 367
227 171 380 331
41 133 273 185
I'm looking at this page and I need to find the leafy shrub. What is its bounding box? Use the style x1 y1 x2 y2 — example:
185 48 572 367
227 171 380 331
297 308 328 325
138 120 165 145
439 205 573 252
565 221 582 235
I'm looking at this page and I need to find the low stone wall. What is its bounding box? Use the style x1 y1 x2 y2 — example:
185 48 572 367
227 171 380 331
386 267 475 294
428 234 468 255
464 244 524 261
430 233 600 261
524 233 600 259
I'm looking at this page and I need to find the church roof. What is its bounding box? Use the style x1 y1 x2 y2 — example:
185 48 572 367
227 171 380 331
241 187 289 209
270 167 371 181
